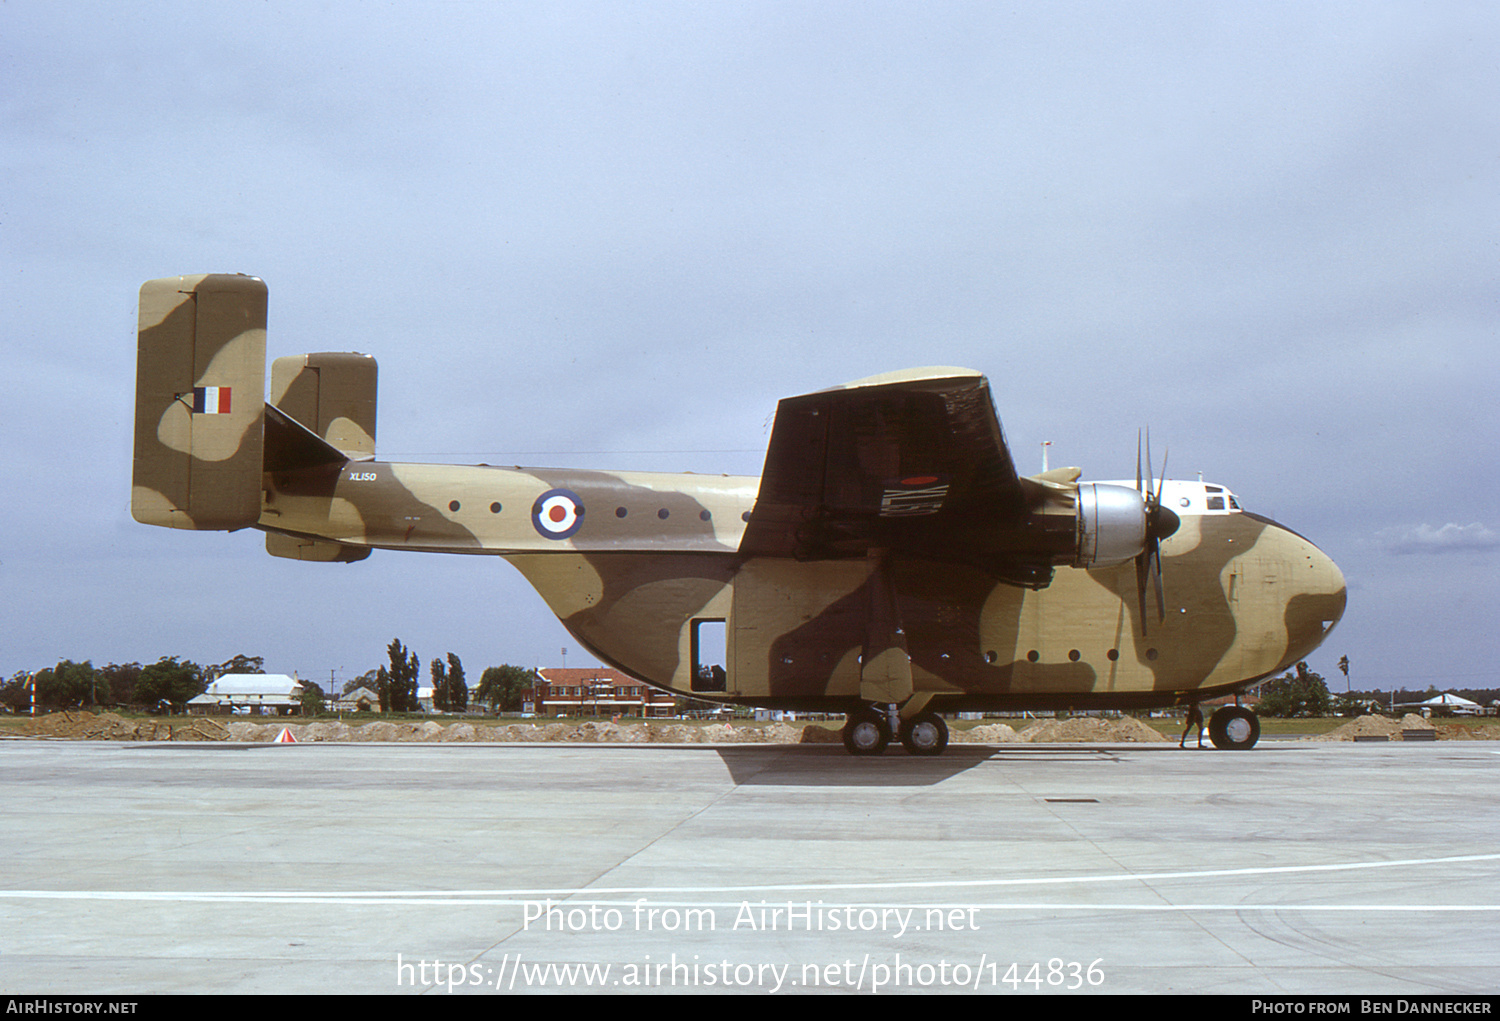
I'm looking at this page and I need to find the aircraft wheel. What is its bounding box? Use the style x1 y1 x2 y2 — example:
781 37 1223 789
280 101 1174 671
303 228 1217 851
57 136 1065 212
900 712 949 756
1208 706 1260 750
842 709 891 756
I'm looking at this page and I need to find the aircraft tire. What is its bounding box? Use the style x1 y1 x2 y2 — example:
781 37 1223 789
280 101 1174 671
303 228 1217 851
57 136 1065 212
1208 706 1260 750
900 713 949 756
843 709 891 756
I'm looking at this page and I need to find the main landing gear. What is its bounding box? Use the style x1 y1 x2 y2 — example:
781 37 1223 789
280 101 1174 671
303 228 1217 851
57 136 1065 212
842 706 949 756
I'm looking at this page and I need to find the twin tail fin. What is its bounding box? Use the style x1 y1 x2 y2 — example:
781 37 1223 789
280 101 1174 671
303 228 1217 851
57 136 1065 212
132 274 376 565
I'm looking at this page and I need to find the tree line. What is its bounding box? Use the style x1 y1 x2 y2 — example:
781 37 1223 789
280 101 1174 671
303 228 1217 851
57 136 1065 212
1252 663 1500 718
2 644 541 715
357 639 538 714
0 654 263 713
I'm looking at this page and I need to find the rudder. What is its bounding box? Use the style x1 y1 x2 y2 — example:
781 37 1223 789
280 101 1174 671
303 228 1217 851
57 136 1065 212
132 274 267 530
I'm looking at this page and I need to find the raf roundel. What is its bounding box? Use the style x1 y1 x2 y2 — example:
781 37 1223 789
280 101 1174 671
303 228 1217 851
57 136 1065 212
531 488 585 540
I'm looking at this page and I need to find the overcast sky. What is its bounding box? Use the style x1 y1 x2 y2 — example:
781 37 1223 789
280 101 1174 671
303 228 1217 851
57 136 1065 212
4 1 1496 696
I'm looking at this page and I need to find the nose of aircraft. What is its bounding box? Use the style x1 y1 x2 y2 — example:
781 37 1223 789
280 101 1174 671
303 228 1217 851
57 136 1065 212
1276 523 1347 661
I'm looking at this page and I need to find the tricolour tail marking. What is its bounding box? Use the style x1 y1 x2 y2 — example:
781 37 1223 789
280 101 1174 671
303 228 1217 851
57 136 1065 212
132 274 267 531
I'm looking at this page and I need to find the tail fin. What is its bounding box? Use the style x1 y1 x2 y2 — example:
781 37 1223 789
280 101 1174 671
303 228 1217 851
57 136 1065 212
132 274 267 530
269 352 377 460
264 351 377 563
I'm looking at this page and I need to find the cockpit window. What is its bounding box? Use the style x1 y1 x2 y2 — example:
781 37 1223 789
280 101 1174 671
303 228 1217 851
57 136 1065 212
1207 496 1225 511
1229 495 1240 510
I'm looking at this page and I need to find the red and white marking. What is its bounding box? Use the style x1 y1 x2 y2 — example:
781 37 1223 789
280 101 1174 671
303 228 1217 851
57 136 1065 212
532 489 584 539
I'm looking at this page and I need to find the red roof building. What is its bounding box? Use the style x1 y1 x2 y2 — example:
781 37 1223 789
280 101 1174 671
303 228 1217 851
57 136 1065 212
532 667 677 718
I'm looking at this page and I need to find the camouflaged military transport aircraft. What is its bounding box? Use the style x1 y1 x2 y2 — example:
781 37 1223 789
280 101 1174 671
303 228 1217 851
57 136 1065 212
133 274 1347 755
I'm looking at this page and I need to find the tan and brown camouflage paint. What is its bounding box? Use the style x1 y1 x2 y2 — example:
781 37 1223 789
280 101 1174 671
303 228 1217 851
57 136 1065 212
132 275 266 530
134 275 1347 714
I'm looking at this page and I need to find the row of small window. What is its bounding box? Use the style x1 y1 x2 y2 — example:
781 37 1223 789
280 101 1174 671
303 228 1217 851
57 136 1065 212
444 500 750 522
985 648 1160 664
778 647 1163 670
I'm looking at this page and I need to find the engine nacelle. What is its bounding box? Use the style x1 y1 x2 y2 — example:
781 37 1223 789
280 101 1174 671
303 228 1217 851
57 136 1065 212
1075 483 1147 568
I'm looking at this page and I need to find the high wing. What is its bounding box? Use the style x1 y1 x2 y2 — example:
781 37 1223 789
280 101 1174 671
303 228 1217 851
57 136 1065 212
739 368 1071 585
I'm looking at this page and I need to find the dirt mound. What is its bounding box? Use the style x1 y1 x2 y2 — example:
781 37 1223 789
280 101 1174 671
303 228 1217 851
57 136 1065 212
950 723 1021 743
344 721 447 742
24 711 231 741
564 721 649 743
303 721 355 741
1434 723 1500 740
18 712 1196 746
642 723 707 743
1308 713 1436 741
1016 716 1168 743
216 719 824 744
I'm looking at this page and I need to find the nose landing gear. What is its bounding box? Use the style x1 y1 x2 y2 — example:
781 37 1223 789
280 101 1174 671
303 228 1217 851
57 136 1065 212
1208 705 1260 749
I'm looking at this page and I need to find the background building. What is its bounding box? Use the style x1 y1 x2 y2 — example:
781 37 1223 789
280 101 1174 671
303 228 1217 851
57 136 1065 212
533 668 675 718
187 674 307 715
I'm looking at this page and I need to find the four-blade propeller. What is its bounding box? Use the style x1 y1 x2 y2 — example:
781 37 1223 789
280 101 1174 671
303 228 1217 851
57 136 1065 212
1134 431 1180 636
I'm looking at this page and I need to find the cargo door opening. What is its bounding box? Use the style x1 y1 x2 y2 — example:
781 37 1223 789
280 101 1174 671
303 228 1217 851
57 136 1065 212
691 618 727 692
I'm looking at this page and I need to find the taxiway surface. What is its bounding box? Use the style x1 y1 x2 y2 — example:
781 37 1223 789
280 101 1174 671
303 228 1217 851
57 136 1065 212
1 739 1496 995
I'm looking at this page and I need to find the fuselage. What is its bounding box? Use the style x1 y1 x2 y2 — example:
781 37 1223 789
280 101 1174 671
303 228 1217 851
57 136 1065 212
262 462 1346 711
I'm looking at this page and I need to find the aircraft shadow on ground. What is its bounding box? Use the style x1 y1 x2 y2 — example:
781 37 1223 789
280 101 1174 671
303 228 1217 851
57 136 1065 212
712 745 1123 787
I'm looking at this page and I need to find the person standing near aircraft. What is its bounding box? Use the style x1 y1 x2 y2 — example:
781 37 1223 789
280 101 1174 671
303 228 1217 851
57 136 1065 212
1180 703 1205 749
